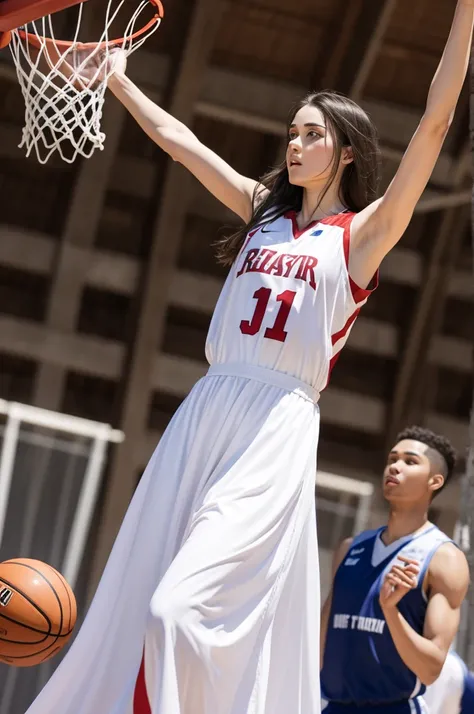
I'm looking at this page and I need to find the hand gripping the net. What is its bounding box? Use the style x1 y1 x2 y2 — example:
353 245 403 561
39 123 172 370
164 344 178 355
6 0 163 163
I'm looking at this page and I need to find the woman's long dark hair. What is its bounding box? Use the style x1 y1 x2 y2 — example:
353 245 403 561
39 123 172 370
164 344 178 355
215 90 381 266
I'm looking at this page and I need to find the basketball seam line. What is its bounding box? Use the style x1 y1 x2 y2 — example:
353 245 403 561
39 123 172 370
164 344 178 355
0 562 66 661
2 562 65 636
0 612 74 638
0 576 53 632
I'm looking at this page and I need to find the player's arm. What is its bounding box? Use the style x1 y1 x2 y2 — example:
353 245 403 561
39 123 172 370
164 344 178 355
349 0 474 288
380 545 470 686
107 70 267 223
320 537 353 668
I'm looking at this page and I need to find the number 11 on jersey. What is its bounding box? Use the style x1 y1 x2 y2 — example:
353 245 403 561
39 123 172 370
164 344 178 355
240 288 296 343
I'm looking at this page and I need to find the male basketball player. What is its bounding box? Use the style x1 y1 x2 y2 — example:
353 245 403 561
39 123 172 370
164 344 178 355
424 650 474 714
320 425 470 714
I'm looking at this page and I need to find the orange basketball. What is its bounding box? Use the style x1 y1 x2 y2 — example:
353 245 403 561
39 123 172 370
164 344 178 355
0 558 77 667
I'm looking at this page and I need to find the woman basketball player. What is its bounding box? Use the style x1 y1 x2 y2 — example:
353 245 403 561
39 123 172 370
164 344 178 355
26 2 474 714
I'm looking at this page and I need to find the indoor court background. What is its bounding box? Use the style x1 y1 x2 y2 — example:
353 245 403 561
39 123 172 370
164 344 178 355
0 0 472 711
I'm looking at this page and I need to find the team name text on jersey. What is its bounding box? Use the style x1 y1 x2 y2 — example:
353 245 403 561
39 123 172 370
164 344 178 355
333 613 386 635
236 248 318 291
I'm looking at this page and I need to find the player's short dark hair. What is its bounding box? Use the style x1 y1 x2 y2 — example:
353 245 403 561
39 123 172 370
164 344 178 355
395 425 456 496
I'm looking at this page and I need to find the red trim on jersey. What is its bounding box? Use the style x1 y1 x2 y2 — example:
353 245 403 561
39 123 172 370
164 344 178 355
285 210 379 298
317 212 355 230
133 654 151 714
341 215 378 302
324 307 361 388
331 307 360 346
318 212 379 303
285 210 356 242
284 210 319 239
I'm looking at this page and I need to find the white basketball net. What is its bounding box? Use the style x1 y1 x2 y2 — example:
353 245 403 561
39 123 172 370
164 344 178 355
8 0 161 164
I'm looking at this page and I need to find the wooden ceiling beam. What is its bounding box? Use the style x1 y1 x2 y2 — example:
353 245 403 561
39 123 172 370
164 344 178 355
318 0 397 99
387 144 471 444
0 222 471 315
0 53 461 188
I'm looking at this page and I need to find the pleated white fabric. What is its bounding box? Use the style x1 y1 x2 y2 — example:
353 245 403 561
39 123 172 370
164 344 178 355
25 365 321 714
24 206 378 714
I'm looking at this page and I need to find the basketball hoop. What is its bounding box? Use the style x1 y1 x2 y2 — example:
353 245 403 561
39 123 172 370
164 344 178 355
0 0 164 163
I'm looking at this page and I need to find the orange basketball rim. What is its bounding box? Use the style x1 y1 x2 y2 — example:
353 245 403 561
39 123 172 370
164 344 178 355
0 0 165 163
0 0 164 51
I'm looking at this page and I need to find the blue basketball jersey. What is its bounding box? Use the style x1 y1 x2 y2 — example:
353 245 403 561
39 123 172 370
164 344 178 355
461 665 474 714
321 524 454 708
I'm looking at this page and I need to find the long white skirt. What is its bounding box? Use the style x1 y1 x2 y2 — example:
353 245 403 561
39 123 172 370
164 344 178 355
26 364 321 714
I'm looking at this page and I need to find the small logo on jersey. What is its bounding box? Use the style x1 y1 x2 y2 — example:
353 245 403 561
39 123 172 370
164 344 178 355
311 229 323 237
394 549 424 570
344 557 360 566
401 548 423 560
350 548 365 556
0 587 13 607
261 224 277 233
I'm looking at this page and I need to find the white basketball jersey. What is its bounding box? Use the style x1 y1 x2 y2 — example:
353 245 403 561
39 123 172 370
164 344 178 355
206 210 377 393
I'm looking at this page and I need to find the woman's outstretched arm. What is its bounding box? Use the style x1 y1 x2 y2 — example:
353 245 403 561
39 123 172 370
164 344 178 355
350 0 474 288
108 67 267 223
